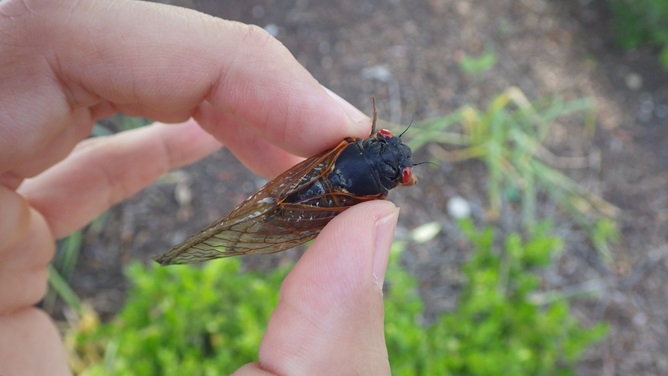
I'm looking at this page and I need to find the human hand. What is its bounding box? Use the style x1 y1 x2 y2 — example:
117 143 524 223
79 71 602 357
0 1 393 375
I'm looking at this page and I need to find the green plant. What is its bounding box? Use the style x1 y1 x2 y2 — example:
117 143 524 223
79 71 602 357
408 87 618 256
608 0 668 68
68 259 286 375
46 212 112 316
68 221 605 375
386 220 607 375
44 231 84 314
458 49 497 76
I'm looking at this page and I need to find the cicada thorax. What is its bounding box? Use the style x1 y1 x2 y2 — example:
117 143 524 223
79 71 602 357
285 129 416 205
331 130 416 197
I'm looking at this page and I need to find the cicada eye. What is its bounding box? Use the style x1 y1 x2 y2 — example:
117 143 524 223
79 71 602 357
378 129 394 139
401 167 413 184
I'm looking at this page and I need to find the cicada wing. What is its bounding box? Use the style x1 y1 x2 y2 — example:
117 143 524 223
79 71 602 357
219 191 381 256
151 206 322 265
153 140 352 266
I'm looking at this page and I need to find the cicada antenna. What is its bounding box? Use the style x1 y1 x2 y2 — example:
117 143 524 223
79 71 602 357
371 97 378 135
413 160 438 167
398 112 416 138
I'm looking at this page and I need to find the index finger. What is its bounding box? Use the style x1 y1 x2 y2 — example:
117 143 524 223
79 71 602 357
0 0 370 176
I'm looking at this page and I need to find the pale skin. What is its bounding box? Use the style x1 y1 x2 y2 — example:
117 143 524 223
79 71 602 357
0 1 396 375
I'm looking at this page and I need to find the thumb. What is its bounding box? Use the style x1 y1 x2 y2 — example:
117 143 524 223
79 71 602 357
246 200 398 376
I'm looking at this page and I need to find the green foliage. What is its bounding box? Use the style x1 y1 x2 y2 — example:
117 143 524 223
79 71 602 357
608 0 668 68
47 213 112 316
408 87 618 256
386 221 607 375
46 264 83 315
69 222 605 375
45 231 84 314
458 49 498 76
69 260 287 375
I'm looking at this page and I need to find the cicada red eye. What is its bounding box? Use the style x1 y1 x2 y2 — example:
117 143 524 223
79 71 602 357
401 167 413 185
378 129 394 139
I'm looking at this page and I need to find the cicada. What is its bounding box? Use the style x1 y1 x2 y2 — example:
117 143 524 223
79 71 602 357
153 106 415 265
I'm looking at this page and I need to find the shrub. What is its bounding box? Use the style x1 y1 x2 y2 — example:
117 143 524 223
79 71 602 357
385 221 607 375
68 260 285 375
608 0 668 68
69 222 605 375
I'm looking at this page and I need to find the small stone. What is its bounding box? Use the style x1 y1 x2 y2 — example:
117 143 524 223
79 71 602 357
625 72 642 90
447 196 471 219
264 24 279 37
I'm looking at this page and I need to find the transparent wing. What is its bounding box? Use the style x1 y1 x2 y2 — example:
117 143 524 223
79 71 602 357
153 139 359 265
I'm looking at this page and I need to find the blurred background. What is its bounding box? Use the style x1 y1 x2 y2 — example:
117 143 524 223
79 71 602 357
53 0 668 375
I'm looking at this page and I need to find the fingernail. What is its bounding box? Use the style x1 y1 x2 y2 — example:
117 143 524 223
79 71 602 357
323 86 369 125
372 207 399 289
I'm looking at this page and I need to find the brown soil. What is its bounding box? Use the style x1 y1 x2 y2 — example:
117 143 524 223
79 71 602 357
63 1 668 374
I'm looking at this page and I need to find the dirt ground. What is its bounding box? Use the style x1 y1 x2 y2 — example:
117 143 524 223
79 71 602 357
66 1 668 374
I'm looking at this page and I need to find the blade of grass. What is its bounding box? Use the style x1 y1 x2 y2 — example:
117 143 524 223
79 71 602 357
44 231 83 313
406 87 618 257
48 264 83 317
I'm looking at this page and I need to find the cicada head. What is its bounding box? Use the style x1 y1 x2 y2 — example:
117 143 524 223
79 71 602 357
363 128 416 191
328 128 415 198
